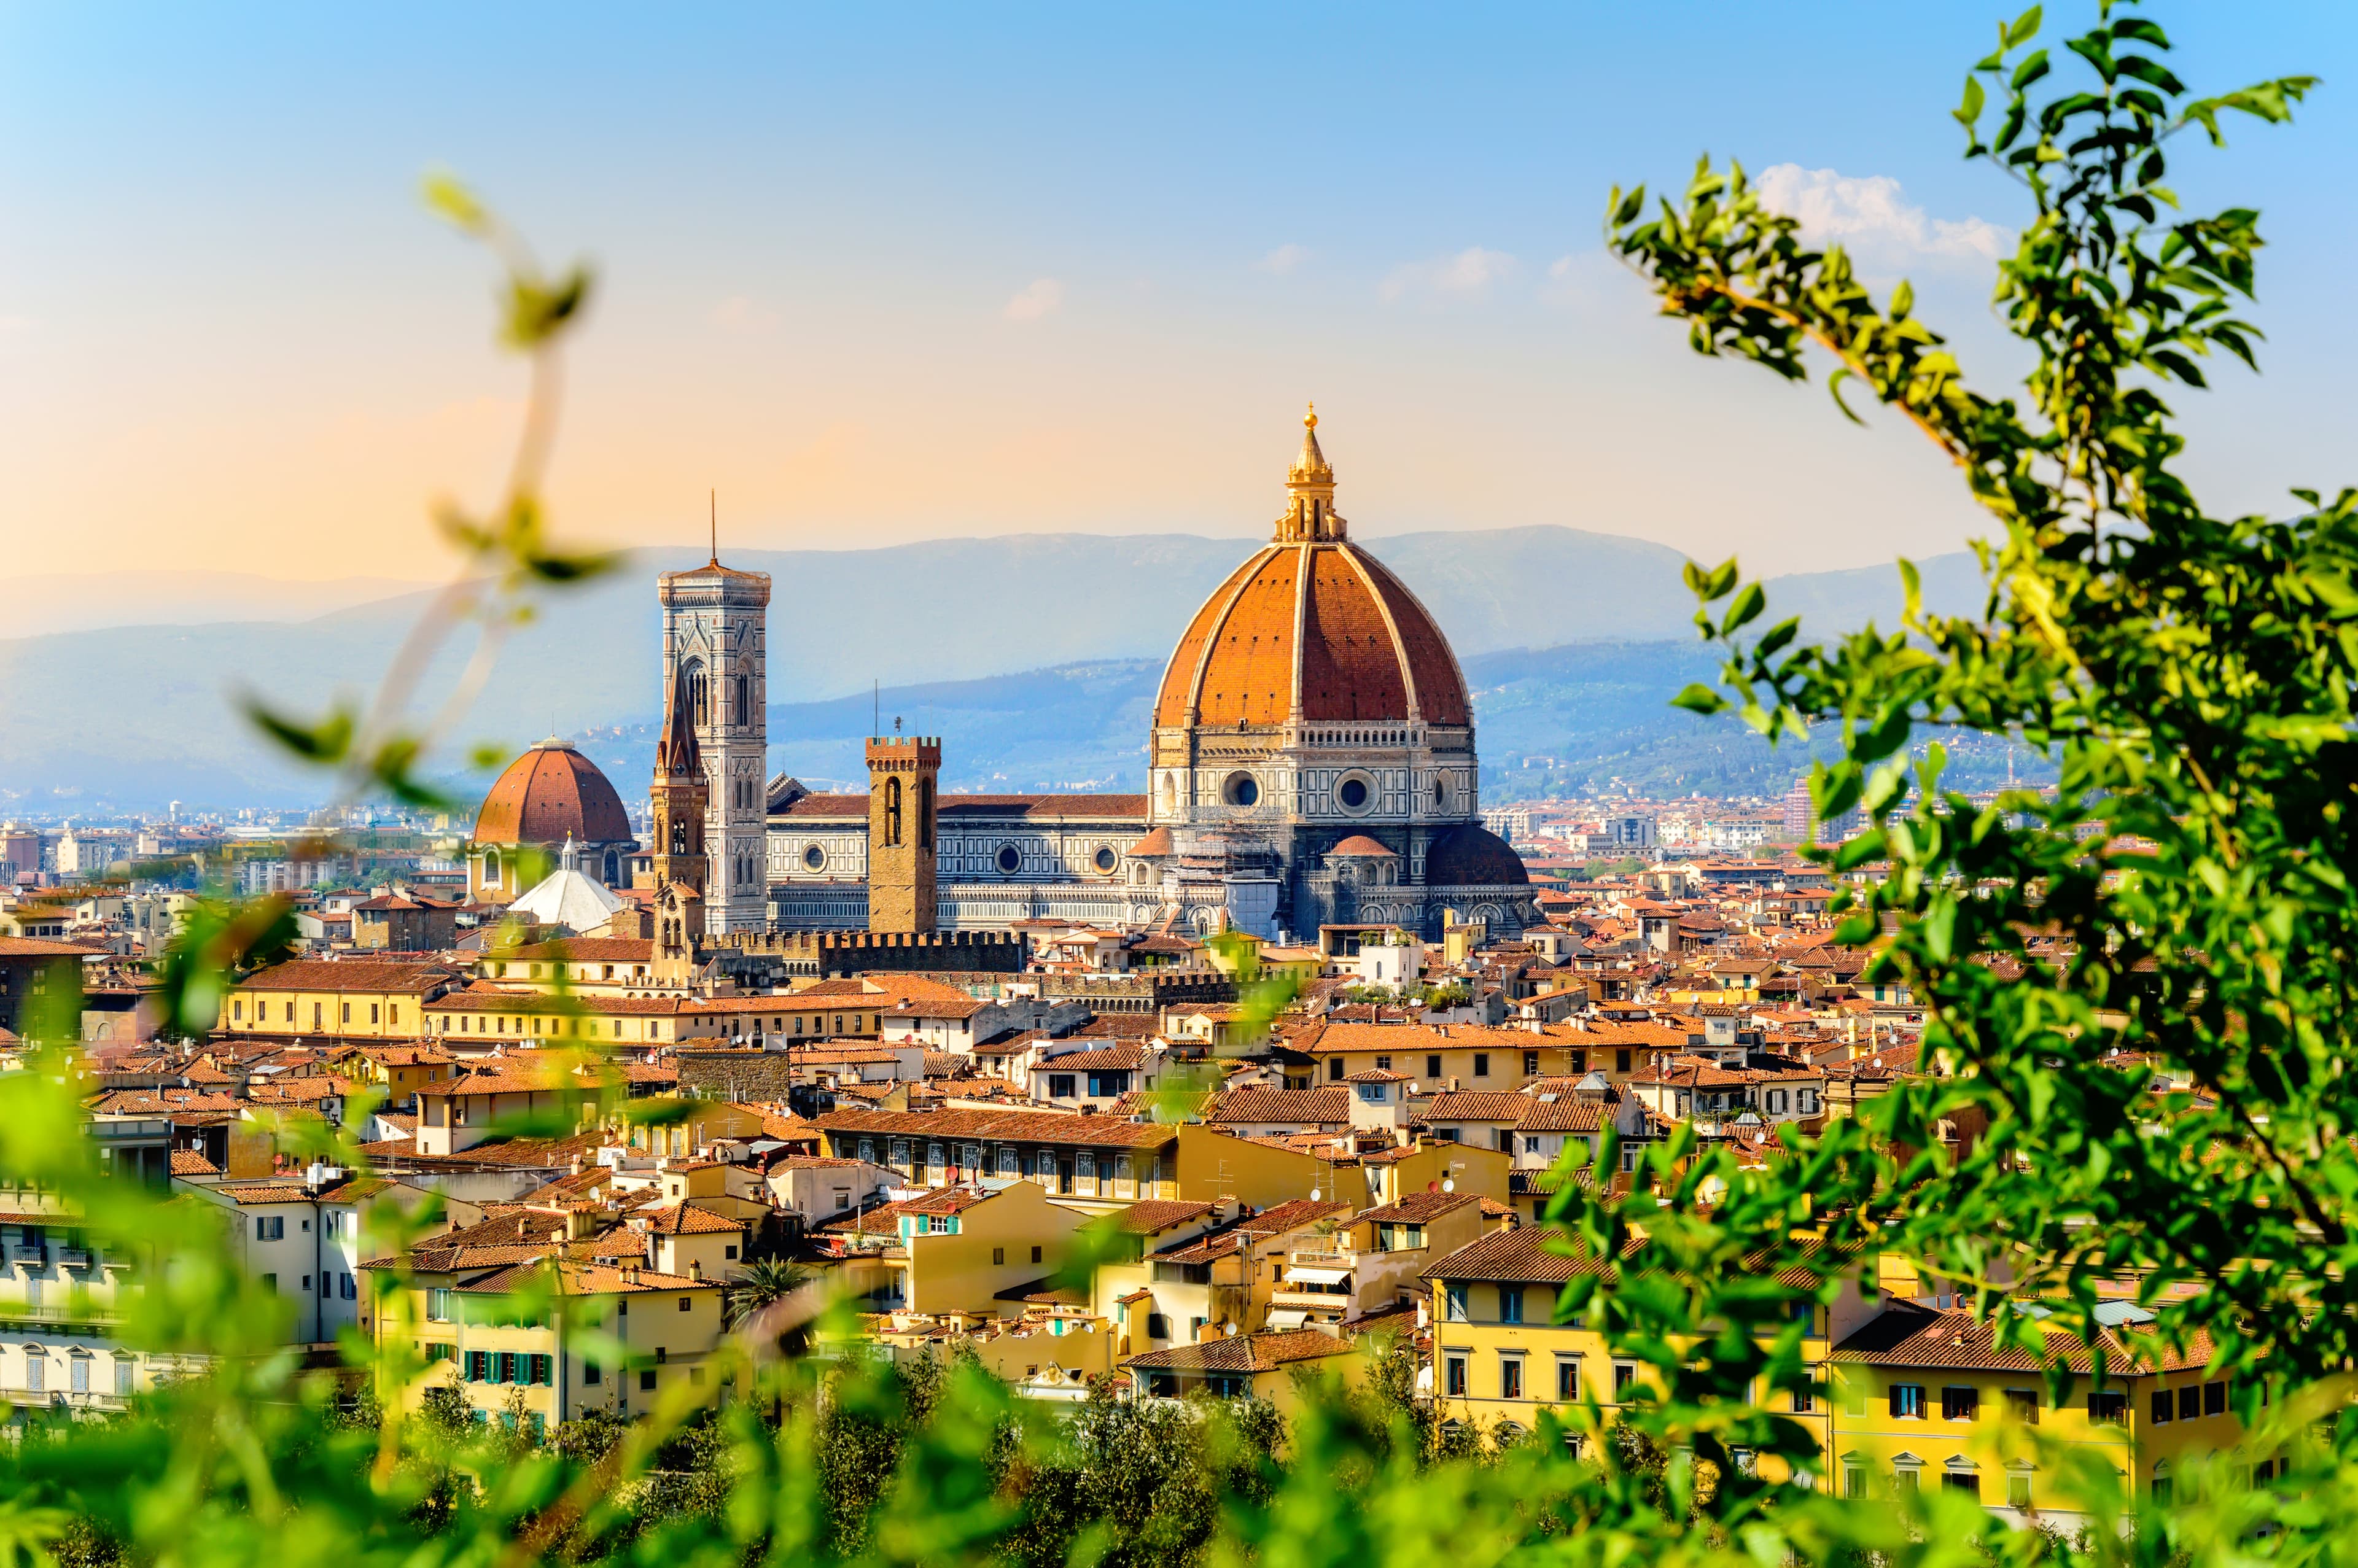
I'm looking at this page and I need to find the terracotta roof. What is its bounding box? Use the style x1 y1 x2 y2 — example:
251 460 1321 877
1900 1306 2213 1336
1037 1042 1147 1072
1420 1226 1624 1284
1356 1190 1479 1224
1123 1328 1360 1373
471 739 633 846
779 794 1147 822
1206 1088 1352 1126
818 1107 1176 1149
1238 1198 1353 1236
1127 826 1175 857
494 938 655 963
169 1149 221 1176
1516 1096 1614 1133
235 959 454 995
0 937 103 957
1107 1199 1218 1235
1328 834 1396 858
1830 1303 2210 1375
1421 1092 1532 1122
634 1201 745 1236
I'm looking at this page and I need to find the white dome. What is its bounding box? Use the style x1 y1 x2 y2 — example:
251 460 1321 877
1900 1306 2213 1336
507 837 627 933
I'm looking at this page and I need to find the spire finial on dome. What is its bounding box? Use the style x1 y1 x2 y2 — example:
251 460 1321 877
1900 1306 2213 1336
561 832 579 872
1277 400 1342 543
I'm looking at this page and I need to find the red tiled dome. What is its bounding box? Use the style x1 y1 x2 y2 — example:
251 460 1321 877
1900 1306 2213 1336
1329 834 1398 858
1153 541 1469 729
471 740 632 847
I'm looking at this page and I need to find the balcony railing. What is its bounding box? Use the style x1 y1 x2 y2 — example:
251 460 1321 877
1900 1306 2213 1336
10 1244 44 1265
56 1248 92 1270
1286 1248 1350 1268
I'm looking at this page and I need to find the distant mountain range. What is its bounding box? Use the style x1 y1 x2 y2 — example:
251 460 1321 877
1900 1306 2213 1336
0 527 1990 812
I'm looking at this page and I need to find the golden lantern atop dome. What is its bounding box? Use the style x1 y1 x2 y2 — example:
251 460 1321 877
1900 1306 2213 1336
1277 402 1344 543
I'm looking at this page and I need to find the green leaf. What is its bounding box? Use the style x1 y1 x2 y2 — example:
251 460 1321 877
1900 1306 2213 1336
1955 76 1987 129
2004 5 2042 47
2010 49 2050 90
1671 683 1729 716
420 169 489 234
1720 582 1767 637
1888 279 1913 321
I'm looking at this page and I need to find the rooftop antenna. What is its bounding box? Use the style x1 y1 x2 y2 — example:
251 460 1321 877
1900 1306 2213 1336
874 680 880 739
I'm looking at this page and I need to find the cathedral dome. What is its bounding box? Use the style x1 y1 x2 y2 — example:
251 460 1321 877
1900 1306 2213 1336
1153 409 1469 730
1423 823 1530 887
472 739 633 847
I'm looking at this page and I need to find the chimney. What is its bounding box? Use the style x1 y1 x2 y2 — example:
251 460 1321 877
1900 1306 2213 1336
689 1259 702 1281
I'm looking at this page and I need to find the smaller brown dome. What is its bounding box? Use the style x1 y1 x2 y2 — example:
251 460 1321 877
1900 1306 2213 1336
1423 825 1528 887
472 739 633 847
1329 834 1398 858
1126 826 1175 857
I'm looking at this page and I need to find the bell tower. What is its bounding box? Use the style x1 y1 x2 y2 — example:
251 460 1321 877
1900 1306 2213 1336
866 734 939 933
656 499 772 933
648 666 709 897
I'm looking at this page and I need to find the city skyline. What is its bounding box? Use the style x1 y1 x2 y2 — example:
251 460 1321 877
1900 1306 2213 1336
6 2 2352 589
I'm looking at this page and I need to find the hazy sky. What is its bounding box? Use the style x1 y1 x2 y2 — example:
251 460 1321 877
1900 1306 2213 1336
3 2 2350 585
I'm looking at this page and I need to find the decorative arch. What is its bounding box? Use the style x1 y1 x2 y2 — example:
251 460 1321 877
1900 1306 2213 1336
481 848 501 888
681 658 709 728
884 777 903 846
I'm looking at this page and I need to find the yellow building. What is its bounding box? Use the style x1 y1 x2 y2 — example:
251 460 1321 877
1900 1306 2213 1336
826 1181 1095 1316
1089 1198 1348 1352
1420 1226 2261 1524
219 958 459 1040
325 1044 457 1106
1420 1226 1837 1453
424 981 884 1050
1303 1022 1590 1093
381 1256 727 1428
1120 1328 1368 1415
814 1108 1357 1214
1826 1303 2249 1520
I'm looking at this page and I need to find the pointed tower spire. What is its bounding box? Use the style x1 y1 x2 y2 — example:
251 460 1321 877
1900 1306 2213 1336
709 488 718 565
1275 402 1345 543
656 664 702 777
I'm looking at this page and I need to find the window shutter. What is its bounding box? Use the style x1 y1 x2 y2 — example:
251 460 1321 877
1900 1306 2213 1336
1889 1385 1906 1417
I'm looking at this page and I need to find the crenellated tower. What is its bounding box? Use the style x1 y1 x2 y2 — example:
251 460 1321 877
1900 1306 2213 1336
865 735 940 933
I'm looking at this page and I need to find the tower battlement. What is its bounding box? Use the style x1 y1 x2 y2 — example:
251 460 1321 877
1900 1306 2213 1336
864 735 943 769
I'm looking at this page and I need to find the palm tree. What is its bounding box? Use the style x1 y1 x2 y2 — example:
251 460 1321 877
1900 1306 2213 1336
721 1256 815 1331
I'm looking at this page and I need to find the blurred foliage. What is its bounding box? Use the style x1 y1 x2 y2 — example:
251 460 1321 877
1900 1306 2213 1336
10 8 2358 1566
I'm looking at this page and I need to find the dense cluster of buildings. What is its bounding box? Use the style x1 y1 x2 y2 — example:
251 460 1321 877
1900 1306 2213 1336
0 416 2244 1519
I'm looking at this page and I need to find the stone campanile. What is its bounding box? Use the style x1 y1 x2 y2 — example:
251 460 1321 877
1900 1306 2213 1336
865 734 939 933
656 519 771 935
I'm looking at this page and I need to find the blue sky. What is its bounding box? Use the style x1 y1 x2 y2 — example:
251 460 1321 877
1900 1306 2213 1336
2 1 2349 582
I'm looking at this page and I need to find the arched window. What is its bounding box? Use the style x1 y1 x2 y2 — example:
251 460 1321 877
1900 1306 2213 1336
884 777 903 847
919 778 934 850
481 848 500 887
682 658 709 728
602 850 619 885
733 672 749 727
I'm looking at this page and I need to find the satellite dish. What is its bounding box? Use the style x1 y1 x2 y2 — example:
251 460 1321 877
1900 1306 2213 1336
1442 1176 1456 1193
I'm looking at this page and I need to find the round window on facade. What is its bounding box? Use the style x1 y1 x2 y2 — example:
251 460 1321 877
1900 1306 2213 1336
1337 776 1371 812
1093 846 1118 872
996 844 1022 874
1223 772 1260 807
803 844 826 871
